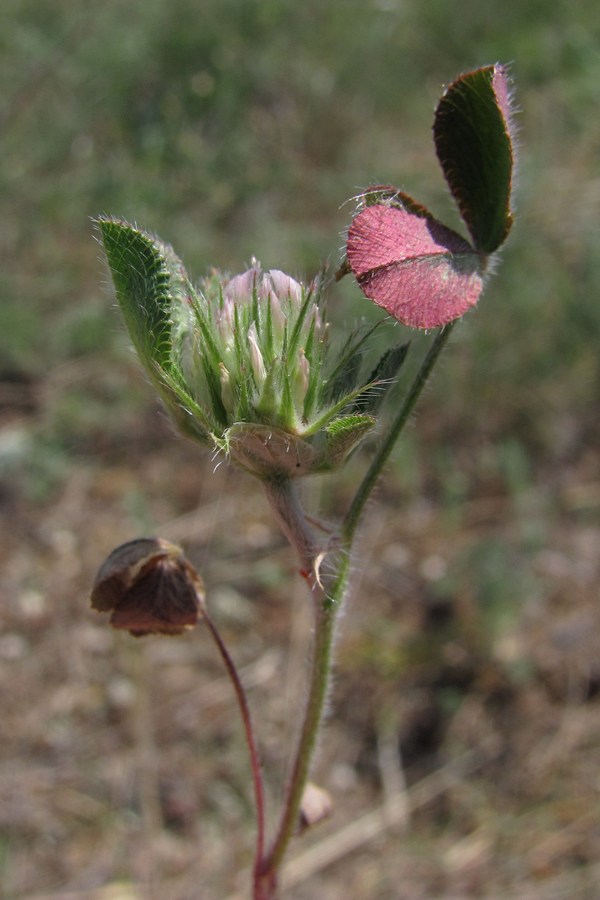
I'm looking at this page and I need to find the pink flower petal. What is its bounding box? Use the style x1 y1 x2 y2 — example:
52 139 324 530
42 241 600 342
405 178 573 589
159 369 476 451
224 265 260 302
263 269 303 303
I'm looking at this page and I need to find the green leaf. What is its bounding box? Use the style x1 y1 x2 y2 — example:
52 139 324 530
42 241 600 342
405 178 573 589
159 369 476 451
322 414 376 467
433 64 515 253
322 322 380 405
353 342 409 414
159 369 215 440
286 286 316 361
97 217 189 374
97 217 214 445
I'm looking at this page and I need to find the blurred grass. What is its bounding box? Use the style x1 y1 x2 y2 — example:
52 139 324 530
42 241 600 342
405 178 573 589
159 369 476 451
1 0 598 454
1 1 599 896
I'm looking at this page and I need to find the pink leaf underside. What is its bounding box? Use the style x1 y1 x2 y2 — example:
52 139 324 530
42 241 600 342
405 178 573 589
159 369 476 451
492 65 514 135
347 204 484 329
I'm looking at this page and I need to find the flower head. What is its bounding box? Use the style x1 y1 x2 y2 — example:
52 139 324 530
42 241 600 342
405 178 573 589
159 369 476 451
176 260 325 440
98 220 410 479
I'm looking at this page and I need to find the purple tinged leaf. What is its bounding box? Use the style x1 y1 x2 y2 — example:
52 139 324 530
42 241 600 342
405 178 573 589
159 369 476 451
346 202 484 330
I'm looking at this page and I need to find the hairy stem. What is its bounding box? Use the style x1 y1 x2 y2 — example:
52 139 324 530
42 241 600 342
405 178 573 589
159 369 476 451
262 476 319 574
258 591 341 881
255 327 453 894
342 323 455 545
256 478 347 896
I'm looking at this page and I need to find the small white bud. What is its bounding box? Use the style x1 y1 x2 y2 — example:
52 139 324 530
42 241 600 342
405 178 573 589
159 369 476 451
310 304 324 339
219 363 234 412
247 322 266 385
216 297 235 347
264 269 303 305
294 348 310 407
268 290 286 338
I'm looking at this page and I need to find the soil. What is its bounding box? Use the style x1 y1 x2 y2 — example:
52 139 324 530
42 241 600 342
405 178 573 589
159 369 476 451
1 380 599 899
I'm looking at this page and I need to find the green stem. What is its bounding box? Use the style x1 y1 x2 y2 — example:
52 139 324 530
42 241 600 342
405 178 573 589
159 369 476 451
342 323 455 545
258 590 342 882
257 479 349 895
255 326 453 893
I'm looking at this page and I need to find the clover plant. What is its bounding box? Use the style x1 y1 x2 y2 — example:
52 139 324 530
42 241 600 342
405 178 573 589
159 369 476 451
91 64 516 899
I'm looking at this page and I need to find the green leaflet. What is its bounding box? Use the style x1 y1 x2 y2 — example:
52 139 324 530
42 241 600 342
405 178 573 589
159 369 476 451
97 217 189 375
433 64 515 254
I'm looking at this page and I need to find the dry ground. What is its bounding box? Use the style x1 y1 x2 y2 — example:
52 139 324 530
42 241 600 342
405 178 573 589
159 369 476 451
1 366 599 900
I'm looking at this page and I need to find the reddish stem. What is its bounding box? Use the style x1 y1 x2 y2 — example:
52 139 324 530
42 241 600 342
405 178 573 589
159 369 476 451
204 613 267 874
253 868 278 900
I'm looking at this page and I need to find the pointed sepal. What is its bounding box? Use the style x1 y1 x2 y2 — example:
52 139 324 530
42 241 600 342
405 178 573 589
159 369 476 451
321 414 376 468
354 342 410 415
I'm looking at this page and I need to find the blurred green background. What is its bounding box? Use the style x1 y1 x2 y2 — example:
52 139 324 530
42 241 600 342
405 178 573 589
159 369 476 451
1 0 599 897
2 0 599 483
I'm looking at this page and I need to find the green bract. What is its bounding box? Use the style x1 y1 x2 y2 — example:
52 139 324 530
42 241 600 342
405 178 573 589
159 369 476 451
98 218 408 479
